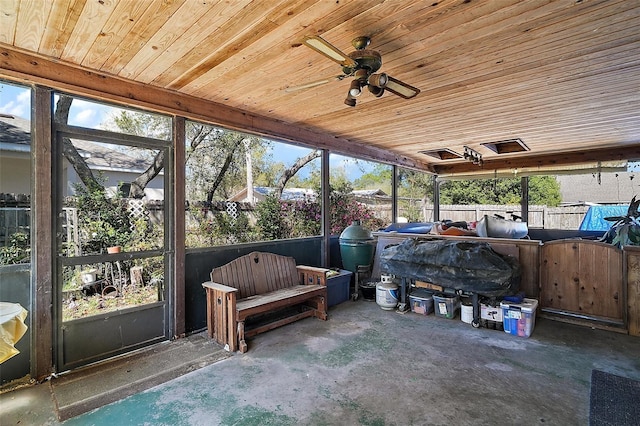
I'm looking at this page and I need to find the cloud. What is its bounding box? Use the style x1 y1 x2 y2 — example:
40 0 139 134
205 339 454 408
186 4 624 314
0 86 30 118
16 90 30 103
74 109 97 126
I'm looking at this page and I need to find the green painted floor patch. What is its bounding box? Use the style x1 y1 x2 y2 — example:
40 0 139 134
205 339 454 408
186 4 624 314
305 412 333 426
64 374 239 425
358 412 388 426
317 384 333 399
221 405 296 426
319 328 393 367
236 364 264 391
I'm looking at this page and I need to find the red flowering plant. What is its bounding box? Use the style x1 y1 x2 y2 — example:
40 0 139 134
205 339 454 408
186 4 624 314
255 191 385 240
329 190 385 236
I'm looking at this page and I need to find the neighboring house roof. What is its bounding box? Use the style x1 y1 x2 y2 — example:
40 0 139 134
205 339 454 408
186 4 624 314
0 115 156 175
0 115 30 150
72 139 151 174
557 172 639 205
351 189 388 197
229 186 316 202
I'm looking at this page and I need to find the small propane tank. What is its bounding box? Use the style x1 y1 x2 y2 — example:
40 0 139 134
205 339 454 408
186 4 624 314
376 274 398 310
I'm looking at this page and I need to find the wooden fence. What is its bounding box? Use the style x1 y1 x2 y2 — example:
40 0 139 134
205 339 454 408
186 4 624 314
0 195 603 248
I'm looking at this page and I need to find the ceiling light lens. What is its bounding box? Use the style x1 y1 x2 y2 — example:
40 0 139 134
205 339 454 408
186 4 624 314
349 80 362 97
370 73 388 88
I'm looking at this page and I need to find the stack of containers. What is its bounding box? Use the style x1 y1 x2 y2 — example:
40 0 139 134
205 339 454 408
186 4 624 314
433 293 460 319
409 289 434 315
500 298 539 337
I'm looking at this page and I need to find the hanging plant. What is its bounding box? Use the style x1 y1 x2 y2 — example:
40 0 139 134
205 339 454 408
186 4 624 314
600 196 640 248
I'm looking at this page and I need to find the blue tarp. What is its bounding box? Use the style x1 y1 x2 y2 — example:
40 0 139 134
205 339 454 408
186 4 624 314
579 205 629 231
383 222 434 234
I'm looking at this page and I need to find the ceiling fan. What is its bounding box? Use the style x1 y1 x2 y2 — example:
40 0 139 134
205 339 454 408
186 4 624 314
287 35 420 106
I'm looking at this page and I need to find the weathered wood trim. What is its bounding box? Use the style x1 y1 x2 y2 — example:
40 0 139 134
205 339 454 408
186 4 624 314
321 149 330 268
31 86 54 380
173 116 186 337
0 44 430 172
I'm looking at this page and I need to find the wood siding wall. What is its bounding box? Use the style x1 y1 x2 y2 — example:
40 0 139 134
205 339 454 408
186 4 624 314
540 240 624 323
624 247 640 337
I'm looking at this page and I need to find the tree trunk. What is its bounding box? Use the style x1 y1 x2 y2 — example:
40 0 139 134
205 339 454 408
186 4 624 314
274 150 321 198
205 137 244 204
129 150 166 198
54 96 102 192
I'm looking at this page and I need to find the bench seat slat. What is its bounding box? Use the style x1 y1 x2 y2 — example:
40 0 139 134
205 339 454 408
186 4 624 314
237 285 325 319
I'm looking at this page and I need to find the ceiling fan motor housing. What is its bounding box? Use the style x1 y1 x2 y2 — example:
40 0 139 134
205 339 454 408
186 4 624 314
343 50 382 76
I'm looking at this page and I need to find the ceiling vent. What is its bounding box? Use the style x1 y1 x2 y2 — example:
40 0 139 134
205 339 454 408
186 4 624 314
420 149 463 160
481 138 529 154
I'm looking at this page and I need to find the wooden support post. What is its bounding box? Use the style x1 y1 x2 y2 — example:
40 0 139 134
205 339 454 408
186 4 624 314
625 248 640 337
238 321 247 353
130 266 144 288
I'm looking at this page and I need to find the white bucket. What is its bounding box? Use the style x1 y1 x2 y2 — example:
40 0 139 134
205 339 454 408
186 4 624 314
81 269 97 284
376 282 398 310
461 302 474 324
380 274 394 284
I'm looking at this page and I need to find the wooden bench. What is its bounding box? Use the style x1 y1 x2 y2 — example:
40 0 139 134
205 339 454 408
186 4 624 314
202 251 329 353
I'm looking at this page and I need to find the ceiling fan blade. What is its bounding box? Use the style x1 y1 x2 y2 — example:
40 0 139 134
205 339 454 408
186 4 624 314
303 36 357 68
384 75 420 99
284 75 346 93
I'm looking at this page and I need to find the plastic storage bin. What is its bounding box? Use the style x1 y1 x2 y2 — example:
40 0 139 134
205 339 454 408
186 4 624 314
480 302 504 330
409 289 434 315
501 298 538 337
327 269 353 307
433 294 460 319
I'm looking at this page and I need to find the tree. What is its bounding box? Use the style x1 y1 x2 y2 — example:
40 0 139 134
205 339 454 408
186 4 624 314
439 176 561 206
185 124 259 202
54 96 102 192
353 163 392 193
103 110 171 198
397 169 435 221
528 176 562 206
274 149 321 197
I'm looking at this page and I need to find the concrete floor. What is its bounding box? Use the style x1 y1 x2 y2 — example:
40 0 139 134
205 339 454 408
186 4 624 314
2 300 640 425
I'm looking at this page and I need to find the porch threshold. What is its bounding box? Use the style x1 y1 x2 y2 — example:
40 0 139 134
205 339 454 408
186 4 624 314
50 331 229 421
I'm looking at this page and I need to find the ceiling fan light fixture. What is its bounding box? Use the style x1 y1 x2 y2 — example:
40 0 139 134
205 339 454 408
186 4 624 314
349 79 362 97
368 85 385 97
344 95 356 107
369 73 388 88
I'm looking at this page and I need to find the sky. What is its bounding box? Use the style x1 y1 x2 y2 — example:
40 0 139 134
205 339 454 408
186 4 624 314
0 81 119 128
0 80 377 180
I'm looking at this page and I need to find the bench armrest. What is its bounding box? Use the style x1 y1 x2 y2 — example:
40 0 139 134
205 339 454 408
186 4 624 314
202 281 238 293
297 265 329 286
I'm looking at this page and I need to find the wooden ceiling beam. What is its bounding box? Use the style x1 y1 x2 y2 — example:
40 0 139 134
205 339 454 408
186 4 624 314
433 144 640 175
0 43 432 172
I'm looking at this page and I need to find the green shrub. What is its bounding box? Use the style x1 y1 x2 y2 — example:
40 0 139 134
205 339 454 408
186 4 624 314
0 232 30 265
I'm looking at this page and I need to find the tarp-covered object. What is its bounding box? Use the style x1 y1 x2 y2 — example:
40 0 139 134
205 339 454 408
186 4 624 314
579 205 628 231
379 239 520 296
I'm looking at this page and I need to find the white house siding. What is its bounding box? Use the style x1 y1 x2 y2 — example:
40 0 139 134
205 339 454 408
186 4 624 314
0 152 30 194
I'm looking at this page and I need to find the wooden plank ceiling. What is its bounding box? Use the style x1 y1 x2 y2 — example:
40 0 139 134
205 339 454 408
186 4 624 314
0 0 639 176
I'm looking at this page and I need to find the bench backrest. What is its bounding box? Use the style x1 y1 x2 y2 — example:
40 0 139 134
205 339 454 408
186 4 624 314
210 251 300 299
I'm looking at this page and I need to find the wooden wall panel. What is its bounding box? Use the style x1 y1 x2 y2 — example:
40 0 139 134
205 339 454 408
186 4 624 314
625 247 640 337
541 241 580 312
541 240 623 322
518 244 540 299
